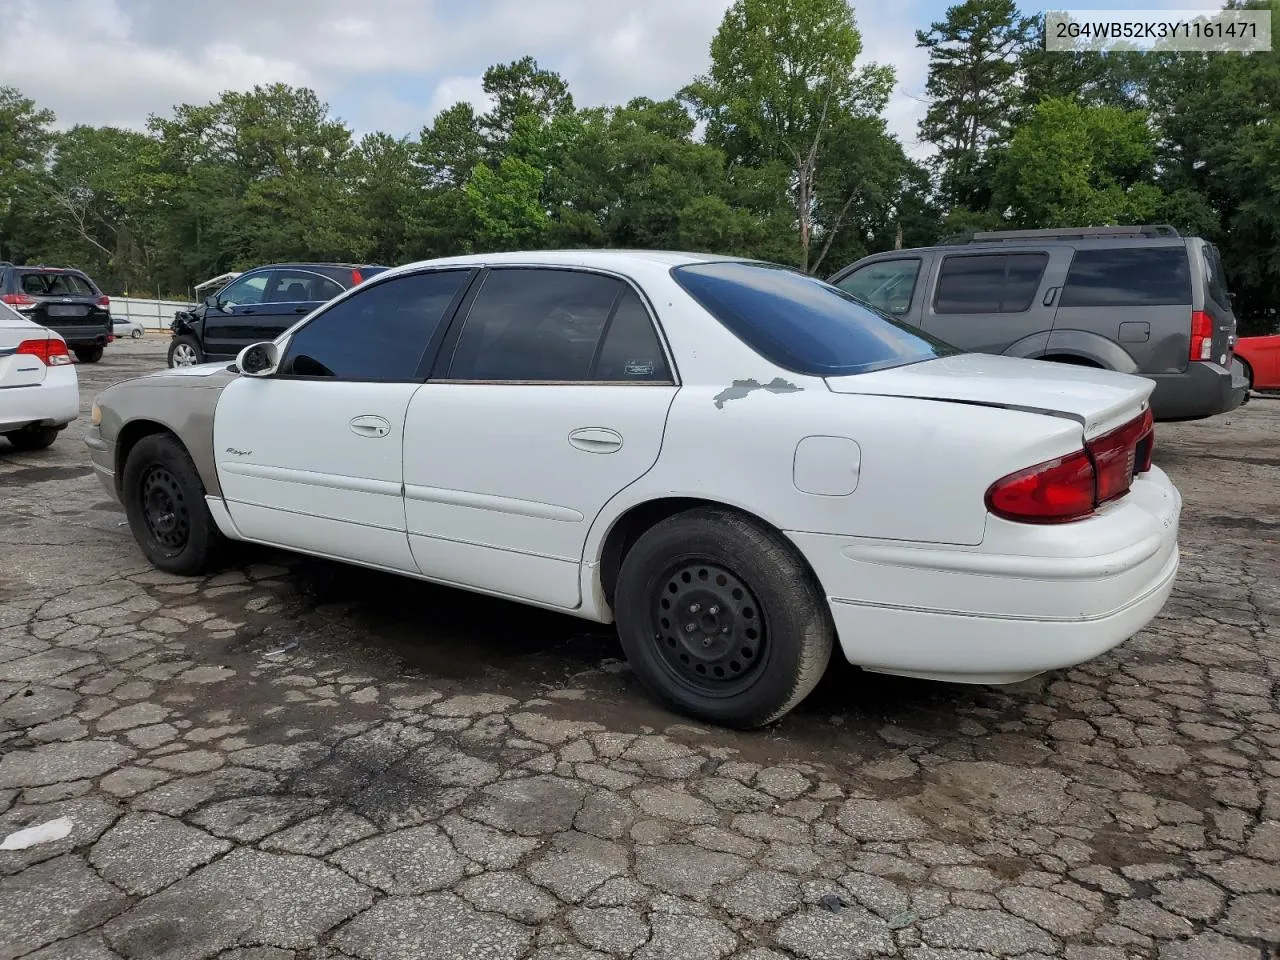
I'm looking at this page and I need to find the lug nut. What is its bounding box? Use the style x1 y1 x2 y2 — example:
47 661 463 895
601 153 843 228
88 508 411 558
689 603 701 613
685 624 696 633
709 605 720 615
702 638 713 647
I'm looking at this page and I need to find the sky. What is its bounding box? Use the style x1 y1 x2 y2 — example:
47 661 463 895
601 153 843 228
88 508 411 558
0 0 1221 158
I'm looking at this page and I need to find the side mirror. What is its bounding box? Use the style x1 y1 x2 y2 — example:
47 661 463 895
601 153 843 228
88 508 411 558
203 295 219 308
237 341 280 377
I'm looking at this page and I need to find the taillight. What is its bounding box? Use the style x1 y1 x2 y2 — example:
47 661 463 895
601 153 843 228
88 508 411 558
1190 310 1214 361
96 295 110 308
986 450 1097 524
987 410 1154 524
15 338 73 366
351 269 364 286
1 293 37 308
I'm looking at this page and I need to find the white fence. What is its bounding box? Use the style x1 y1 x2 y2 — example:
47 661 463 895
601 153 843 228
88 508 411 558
111 296 194 331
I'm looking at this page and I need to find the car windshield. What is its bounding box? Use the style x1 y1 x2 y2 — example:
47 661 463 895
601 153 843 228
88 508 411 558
671 260 960 376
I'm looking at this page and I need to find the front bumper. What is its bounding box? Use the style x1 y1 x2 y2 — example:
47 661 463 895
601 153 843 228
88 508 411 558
0 367 79 433
84 426 118 501
1148 361 1247 421
788 466 1182 684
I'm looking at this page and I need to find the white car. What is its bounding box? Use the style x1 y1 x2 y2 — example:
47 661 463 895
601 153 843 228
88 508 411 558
1 301 79 450
86 251 1180 727
112 317 145 339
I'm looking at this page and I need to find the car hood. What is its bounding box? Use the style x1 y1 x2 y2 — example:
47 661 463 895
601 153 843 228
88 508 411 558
825 353 1154 439
140 361 234 380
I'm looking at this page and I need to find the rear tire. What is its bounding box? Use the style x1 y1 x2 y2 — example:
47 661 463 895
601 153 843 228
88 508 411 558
614 507 834 729
168 336 203 368
121 434 226 575
130 328 143 339
74 346 104 363
4 425 60 451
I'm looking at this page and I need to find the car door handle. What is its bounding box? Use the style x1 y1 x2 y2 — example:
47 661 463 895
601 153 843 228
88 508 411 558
568 427 623 453
240 308 256 315
350 415 392 438
294 306 310 314
1043 286 1061 307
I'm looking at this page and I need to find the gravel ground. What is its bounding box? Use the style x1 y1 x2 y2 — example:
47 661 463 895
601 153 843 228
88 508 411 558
1 336 1277 960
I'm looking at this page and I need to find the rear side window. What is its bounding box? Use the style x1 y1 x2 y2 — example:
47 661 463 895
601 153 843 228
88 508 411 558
671 261 958 377
1203 244 1232 311
934 254 1048 314
282 270 470 380
1060 248 1192 307
20 271 95 296
835 259 921 315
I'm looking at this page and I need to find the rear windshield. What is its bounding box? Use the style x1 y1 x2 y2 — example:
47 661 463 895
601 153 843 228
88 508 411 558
20 271 95 297
1060 248 1191 307
672 261 959 377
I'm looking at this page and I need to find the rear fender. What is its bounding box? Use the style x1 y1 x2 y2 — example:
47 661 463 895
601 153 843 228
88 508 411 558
1043 330 1138 373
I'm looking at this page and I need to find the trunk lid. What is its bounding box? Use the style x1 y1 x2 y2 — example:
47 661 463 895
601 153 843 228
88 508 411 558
0 305 49 388
16 269 109 332
825 353 1154 439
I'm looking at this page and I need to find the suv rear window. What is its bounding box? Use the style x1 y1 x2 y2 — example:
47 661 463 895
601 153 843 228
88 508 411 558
1203 244 1232 311
671 261 958 377
19 271 95 297
1061 248 1191 307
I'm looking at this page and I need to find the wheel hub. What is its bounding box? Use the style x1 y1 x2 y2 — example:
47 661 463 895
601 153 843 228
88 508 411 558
141 466 190 549
652 562 765 691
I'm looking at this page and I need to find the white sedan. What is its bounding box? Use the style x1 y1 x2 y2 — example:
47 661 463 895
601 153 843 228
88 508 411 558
85 251 1180 727
1 301 79 450
112 316 145 339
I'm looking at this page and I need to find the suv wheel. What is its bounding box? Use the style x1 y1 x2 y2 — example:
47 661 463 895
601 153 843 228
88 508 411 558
614 507 834 728
74 346 104 364
168 336 203 368
121 434 225 575
4 425 60 451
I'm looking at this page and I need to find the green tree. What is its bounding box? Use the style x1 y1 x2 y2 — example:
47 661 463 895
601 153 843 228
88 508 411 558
917 0 1031 208
0 86 56 261
684 0 893 271
993 98 1161 227
480 56 573 146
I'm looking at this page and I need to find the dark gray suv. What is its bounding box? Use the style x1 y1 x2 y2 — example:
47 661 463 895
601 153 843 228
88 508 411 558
829 225 1247 421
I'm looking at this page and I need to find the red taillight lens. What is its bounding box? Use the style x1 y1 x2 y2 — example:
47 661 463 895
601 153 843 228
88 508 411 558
986 450 1097 524
987 410 1155 524
1 293 37 308
15 338 73 366
351 269 364 286
1190 310 1213 361
1089 408 1155 503
96 295 110 308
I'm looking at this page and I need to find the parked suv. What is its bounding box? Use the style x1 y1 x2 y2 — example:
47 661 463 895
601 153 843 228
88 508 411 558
0 262 112 363
829 225 1247 421
169 262 387 367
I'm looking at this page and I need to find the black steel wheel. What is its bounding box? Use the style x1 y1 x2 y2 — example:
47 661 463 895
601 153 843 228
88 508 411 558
615 507 834 728
122 433 225 575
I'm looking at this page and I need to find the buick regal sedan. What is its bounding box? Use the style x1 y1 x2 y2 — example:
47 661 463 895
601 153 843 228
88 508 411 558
85 251 1181 727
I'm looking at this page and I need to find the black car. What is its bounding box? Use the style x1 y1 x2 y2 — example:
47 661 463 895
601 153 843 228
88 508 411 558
0 262 112 363
169 262 388 367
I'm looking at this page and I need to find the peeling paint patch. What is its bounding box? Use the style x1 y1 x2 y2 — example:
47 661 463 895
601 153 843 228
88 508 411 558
713 377 803 409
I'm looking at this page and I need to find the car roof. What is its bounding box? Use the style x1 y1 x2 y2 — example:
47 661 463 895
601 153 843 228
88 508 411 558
250 262 386 271
389 249 752 275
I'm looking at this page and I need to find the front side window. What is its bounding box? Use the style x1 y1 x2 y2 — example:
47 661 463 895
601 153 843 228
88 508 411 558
934 253 1049 314
445 269 624 382
1060 248 1192 308
267 270 344 304
281 270 471 380
217 273 270 307
835 259 921 315
672 260 958 377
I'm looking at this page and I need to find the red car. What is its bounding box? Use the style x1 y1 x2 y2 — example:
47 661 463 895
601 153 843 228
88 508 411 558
1235 334 1280 394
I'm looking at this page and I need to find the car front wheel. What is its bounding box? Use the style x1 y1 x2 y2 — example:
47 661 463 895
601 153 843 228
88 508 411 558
4 425 60 451
168 336 203 368
121 434 226 575
614 507 834 728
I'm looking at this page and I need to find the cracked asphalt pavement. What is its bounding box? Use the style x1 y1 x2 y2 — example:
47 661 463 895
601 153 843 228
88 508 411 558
1 337 1278 960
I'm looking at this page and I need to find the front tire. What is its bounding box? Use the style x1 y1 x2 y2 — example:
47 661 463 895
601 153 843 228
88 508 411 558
121 434 225 575
4 425 60 451
168 336 203 368
74 346 104 363
614 508 834 728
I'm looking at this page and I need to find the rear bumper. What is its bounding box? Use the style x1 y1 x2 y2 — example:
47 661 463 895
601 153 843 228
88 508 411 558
0 367 79 433
1148 361 1247 421
788 466 1181 684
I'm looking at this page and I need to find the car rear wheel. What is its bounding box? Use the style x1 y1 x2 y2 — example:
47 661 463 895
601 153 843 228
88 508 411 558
168 336 202 368
4 425 60 451
130 328 143 339
122 434 225 575
74 346 104 363
614 507 834 728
